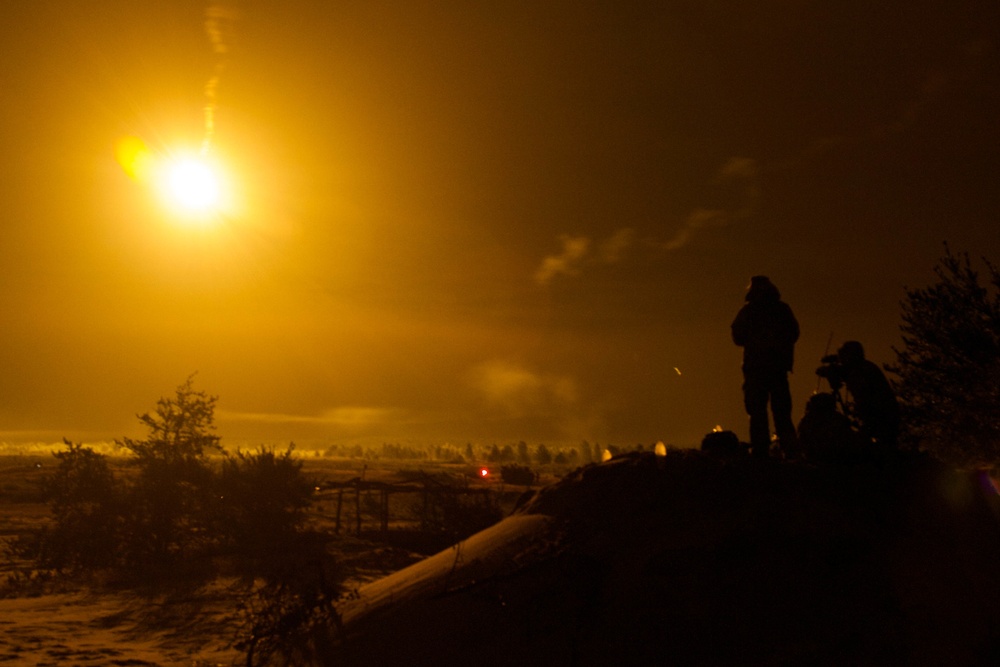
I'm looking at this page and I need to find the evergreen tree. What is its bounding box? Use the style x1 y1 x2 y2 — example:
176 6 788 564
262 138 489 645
116 377 221 565
517 441 531 464
118 375 221 464
888 248 1000 467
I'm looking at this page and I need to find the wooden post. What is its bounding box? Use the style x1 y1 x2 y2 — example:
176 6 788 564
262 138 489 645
380 488 389 535
355 481 362 536
334 489 343 534
421 481 430 532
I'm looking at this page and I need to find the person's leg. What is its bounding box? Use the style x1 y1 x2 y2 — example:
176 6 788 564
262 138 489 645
770 373 799 458
743 376 771 457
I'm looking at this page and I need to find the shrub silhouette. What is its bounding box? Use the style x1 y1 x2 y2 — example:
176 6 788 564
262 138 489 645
18 378 321 581
11 440 124 572
215 446 314 567
235 538 344 667
500 464 536 486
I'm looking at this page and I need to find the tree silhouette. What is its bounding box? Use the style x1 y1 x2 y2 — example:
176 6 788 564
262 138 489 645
516 441 531 464
115 375 222 567
889 247 1000 467
118 374 221 464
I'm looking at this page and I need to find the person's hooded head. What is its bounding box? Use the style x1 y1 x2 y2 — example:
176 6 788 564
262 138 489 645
837 340 865 366
745 275 780 303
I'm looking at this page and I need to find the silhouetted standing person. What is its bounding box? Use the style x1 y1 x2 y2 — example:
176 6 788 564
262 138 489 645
731 276 800 458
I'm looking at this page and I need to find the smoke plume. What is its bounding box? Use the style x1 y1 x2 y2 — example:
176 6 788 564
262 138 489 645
202 1 241 154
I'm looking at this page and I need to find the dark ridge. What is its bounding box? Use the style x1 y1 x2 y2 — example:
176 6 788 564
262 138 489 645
335 451 1000 666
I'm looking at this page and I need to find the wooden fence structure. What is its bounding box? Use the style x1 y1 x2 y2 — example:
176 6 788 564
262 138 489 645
316 475 496 537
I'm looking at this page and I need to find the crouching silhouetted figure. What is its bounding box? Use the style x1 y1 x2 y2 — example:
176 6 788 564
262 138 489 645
700 429 747 458
731 276 800 459
834 341 901 450
797 392 863 465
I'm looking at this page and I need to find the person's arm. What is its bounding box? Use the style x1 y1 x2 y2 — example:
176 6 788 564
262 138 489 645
787 304 800 344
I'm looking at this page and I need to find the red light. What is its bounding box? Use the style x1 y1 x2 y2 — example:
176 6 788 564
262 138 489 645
480 467 489 477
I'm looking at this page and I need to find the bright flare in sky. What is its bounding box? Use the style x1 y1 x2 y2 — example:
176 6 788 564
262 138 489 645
163 156 221 212
116 136 231 220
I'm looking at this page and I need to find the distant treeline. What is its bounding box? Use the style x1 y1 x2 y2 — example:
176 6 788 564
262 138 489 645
320 440 676 465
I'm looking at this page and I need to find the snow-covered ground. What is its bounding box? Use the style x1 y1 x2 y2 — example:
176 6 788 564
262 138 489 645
0 587 241 666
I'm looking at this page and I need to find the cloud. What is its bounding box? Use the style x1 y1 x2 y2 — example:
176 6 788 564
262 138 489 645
534 228 634 285
719 156 758 181
470 360 577 418
534 157 760 281
654 156 760 251
534 235 590 285
218 406 397 429
599 227 635 263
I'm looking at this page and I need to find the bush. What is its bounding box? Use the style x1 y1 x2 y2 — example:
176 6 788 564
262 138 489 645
14 440 123 572
19 379 321 579
500 464 536 486
234 538 344 667
215 446 314 567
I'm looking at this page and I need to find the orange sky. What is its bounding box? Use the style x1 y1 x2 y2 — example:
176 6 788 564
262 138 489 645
1 1 998 449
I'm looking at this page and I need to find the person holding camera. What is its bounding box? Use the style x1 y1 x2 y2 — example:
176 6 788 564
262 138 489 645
828 341 901 449
731 276 800 458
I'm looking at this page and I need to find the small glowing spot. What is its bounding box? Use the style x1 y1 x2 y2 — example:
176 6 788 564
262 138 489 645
674 367 682 375
712 425 723 432
654 441 667 457
601 449 612 462
480 467 489 478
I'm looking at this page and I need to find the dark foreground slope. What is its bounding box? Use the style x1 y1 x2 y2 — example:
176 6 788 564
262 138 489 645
334 451 1000 666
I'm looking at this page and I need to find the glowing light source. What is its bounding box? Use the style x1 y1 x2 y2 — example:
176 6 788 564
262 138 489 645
480 467 490 478
117 136 233 222
163 156 221 212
